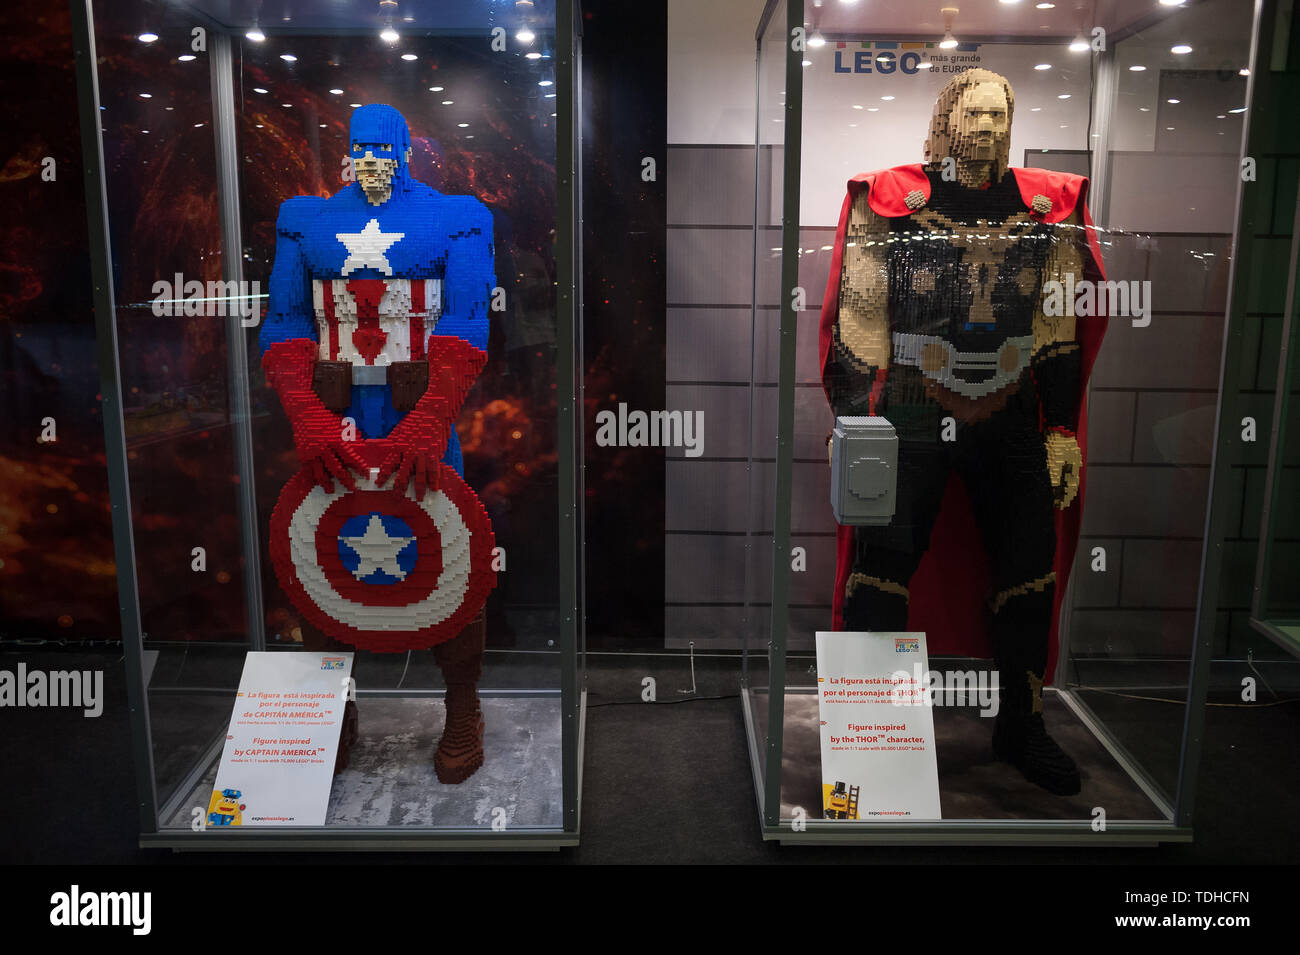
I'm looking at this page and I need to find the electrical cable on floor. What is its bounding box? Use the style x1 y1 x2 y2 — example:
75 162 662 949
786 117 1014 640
1068 683 1300 707
586 693 741 708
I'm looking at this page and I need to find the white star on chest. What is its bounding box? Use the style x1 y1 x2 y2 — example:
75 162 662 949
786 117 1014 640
336 218 404 276
340 514 415 581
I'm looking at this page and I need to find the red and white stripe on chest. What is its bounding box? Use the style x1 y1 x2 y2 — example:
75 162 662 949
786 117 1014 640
311 278 442 365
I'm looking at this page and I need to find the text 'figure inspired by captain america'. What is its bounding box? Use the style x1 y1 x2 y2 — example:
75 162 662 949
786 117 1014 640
820 71 1109 796
261 105 496 784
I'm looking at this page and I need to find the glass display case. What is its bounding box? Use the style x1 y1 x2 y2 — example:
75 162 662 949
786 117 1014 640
73 0 584 848
743 0 1263 842
1252 194 1300 654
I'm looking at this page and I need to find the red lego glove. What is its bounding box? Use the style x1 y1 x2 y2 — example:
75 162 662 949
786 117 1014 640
375 336 488 500
263 339 368 492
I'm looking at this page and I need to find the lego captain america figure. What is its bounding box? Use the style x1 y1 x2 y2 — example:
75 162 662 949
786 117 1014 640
261 104 497 784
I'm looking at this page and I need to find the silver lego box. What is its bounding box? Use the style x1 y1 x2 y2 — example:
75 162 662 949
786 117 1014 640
830 416 898 526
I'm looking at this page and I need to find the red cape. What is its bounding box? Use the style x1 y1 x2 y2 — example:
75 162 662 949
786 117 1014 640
818 164 1107 681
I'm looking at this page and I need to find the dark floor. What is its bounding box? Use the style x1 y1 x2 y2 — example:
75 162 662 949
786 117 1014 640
0 646 1296 864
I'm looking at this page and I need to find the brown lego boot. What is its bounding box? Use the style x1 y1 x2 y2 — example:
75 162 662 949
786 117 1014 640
432 609 487 784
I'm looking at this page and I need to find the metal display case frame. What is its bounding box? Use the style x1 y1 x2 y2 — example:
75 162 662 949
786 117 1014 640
72 0 586 850
742 0 1266 845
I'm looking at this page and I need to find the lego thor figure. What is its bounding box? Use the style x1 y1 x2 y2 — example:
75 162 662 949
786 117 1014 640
820 70 1108 795
261 104 498 784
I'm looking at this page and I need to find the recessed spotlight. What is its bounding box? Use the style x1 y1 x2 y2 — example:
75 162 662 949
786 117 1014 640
1035 63 1052 70
1058 93 1071 99
350 103 362 108
253 87 268 94
1030 107 1042 111
1139 107 1150 111
809 33 827 49
178 54 196 62
544 92 556 98
1035 1 1055 7
164 106 174 111
1166 126 1175 130
517 28 536 44
138 32 158 43
1171 44 1193 55
401 53 417 61
1239 68 1251 76
1159 0 1185 6
940 32 958 49
1129 64 1146 71
457 123 469 128
525 52 542 59
139 92 152 98
539 79 553 87
429 86 445 92
867 107 879 112
246 28 266 42
917 60 933 69
881 95 895 101
329 88 344 95
319 123 327 128
441 100 454 105
380 27 400 43
852 104 864 109
1216 114 1226 119
280 53 297 62
1229 107 1247 113
282 103 292 108
1069 35 1090 53
1167 98 1180 104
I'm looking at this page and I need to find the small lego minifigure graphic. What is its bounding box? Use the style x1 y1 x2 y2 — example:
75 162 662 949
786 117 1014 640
206 788 246 827
262 105 497 784
823 780 860 820
820 71 1109 795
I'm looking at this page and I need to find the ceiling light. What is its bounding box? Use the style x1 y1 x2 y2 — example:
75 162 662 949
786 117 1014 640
809 32 827 49
1159 0 1185 6
280 53 297 62
458 123 469 128
246 27 266 42
1129 64 1146 71
1069 35 1090 53
1167 98 1180 104
138 32 158 43
917 59 933 68
178 54 196 62
881 95 895 101
539 79 553 86
1030 107 1041 111
940 32 958 49
380 26 400 43
526 52 542 59
1035 63 1051 70
1239 67 1250 76
1058 93 1071 99
1035 2 1055 7
517 28 536 44
441 100 454 105
1229 107 1246 113
429 86 444 92
253 87 268 94
1171 44 1193 54
401 53 417 61
139 92 152 98
852 104 863 109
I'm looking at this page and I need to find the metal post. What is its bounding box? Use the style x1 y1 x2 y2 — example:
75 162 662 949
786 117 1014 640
1175 0 1267 829
556 0 581 836
763 0 805 831
69 0 160 835
209 31 266 650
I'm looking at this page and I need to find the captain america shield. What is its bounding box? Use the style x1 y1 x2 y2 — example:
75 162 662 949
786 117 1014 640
269 463 496 652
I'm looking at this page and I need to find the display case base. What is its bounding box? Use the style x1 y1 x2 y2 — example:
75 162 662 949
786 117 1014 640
743 687 1191 846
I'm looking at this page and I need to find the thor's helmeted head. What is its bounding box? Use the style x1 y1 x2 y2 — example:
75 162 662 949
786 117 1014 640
349 103 414 205
923 69 1015 183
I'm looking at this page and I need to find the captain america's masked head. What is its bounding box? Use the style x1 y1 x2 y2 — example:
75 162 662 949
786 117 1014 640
349 104 413 206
